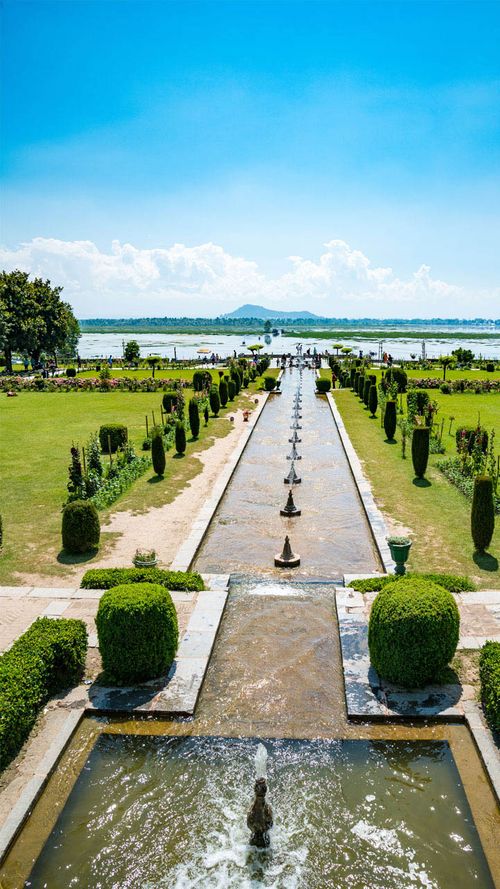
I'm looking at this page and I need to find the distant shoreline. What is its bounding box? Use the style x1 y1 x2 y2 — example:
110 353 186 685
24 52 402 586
78 325 500 340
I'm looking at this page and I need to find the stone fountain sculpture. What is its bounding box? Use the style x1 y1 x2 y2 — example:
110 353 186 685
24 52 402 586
284 461 301 484
274 535 301 567
288 430 301 443
286 444 301 461
247 778 273 848
280 489 301 516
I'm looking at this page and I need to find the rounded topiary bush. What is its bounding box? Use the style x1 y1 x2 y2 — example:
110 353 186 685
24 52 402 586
264 375 276 391
66 366 77 377
99 423 128 454
162 390 178 413
62 500 100 554
315 378 331 393
368 578 460 687
96 583 178 684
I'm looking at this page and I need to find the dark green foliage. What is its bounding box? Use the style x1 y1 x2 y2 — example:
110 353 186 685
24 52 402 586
257 357 270 375
62 500 100 553
175 420 186 455
66 366 76 377
99 423 128 454
486 362 495 373
456 426 488 454
243 374 249 387
385 367 408 393
124 340 140 364
219 378 228 407
479 642 500 732
264 375 276 391
353 371 359 393
81 566 204 591
188 397 200 438
357 374 365 398
411 426 430 478
315 378 331 393
368 384 378 417
350 368 356 388
151 428 166 476
204 405 209 425
230 367 242 394
67 445 85 499
209 386 220 416
384 400 397 440
96 583 178 684
228 379 236 400
348 572 476 593
162 390 178 413
363 377 371 406
368 578 460 687
471 475 495 553
193 370 212 392
0 617 87 771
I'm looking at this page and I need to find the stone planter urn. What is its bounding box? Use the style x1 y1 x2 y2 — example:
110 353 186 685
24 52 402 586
133 550 158 568
387 537 412 575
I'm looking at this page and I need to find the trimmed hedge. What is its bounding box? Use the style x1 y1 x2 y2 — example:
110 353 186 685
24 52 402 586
411 426 430 479
315 378 331 393
162 390 178 413
228 379 236 400
347 572 475 593
471 475 495 553
368 384 378 417
368 578 460 687
62 499 100 553
80 566 205 591
264 375 277 391
209 386 220 416
99 423 128 454
188 397 200 439
193 370 212 392
219 379 228 407
96 583 179 684
0 617 87 771
384 400 397 441
175 420 186 455
479 642 500 732
151 428 166 476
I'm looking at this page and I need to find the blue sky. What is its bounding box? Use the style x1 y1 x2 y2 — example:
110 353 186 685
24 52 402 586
1 0 499 317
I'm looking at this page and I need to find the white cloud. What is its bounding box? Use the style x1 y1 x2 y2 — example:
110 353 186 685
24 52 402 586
0 236 495 317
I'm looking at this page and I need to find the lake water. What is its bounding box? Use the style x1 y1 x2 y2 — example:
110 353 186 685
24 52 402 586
78 328 500 361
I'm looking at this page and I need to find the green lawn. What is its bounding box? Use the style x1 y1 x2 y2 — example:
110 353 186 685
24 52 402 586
332 389 499 587
322 366 500 382
0 375 272 584
76 367 214 380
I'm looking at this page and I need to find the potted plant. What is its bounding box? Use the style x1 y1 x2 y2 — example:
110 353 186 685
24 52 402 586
386 536 412 575
133 548 158 568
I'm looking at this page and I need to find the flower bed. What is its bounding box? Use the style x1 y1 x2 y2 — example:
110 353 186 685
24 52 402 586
437 456 500 513
0 376 194 393
407 378 500 393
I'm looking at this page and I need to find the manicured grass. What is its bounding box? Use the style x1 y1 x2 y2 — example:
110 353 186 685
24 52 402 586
76 367 207 380
424 391 499 457
0 376 271 584
321 366 500 382
332 389 499 587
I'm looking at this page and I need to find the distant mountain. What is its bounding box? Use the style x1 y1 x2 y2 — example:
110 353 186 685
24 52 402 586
222 304 323 320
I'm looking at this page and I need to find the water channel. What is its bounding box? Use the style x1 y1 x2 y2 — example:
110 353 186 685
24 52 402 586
1 365 499 888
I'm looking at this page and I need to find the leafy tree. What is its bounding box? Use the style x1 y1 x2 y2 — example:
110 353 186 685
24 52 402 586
263 320 272 333
124 340 140 364
439 355 455 381
451 347 474 365
0 270 79 372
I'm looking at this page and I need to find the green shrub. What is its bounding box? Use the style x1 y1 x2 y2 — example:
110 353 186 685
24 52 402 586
315 378 331 393
230 367 242 394
350 368 356 388
188 397 200 439
411 426 430 478
96 583 178 684
99 423 128 454
440 383 451 394
81 566 204 591
209 386 220 416
479 642 500 732
471 475 495 553
456 426 489 455
357 373 365 398
62 500 100 553
363 377 371 406
368 578 460 687
228 379 236 400
0 617 87 771
347 572 475 593
162 390 178 413
368 384 378 417
219 378 228 407
175 420 186 455
264 375 277 391
151 428 166 476
66 366 76 377
204 405 209 425
384 401 397 440
486 362 495 373
193 370 212 391
385 367 408 393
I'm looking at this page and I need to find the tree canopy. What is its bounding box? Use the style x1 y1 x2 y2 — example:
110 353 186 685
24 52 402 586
0 270 79 371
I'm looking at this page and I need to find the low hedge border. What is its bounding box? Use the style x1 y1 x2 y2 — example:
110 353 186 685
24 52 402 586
0 617 87 772
81 567 205 592
347 572 476 594
479 641 500 733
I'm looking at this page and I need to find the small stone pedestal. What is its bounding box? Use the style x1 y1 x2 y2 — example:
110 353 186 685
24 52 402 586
280 490 301 517
274 535 301 567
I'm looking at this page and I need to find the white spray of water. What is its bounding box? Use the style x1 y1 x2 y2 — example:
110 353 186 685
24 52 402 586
254 743 268 780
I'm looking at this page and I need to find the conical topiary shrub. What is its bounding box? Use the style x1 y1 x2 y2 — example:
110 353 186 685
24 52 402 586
411 426 430 478
188 397 200 439
209 386 220 416
219 378 228 407
471 475 495 553
151 428 166 476
384 401 397 441
363 378 371 406
357 374 365 399
175 421 186 456
228 379 236 401
369 384 378 417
